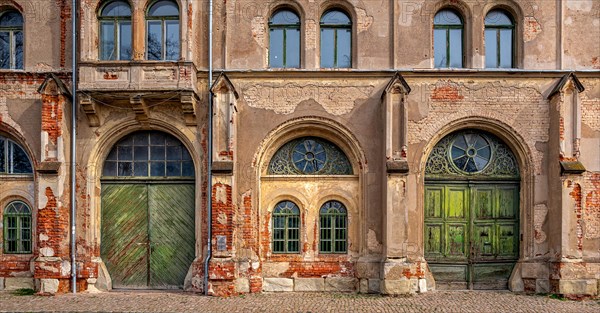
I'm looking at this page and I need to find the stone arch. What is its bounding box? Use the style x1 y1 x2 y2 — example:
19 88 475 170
256 116 366 266
417 116 536 289
256 116 367 175
85 119 202 290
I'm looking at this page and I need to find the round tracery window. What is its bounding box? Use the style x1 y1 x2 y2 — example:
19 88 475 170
449 133 492 173
292 139 326 173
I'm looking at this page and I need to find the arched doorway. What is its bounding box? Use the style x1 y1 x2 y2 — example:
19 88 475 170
424 129 520 290
100 131 195 289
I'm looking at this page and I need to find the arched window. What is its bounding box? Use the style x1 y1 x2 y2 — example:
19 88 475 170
272 201 300 253
319 200 347 253
320 10 351 68
146 0 179 60
99 1 132 60
268 137 353 175
269 10 300 68
434 9 463 68
0 136 32 174
0 10 23 69
485 10 514 68
3 201 32 253
102 131 194 177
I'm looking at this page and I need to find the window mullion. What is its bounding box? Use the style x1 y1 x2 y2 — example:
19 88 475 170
333 28 338 67
445 28 450 68
10 30 14 69
114 19 120 60
496 28 501 68
162 19 166 60
282 27 287 67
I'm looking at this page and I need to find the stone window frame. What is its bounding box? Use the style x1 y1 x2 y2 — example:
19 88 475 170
268 8 301 69
318 1 356 69
481 2 524 69
430 1 472 69
145 0 180 61
318 200 348 254
433 8 465 68
97 0 133 61
0 7 24 70
2 199 33 254
271 200 302 254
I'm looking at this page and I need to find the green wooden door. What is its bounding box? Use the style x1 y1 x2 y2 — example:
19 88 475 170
101 183 195 289
424 182 519 290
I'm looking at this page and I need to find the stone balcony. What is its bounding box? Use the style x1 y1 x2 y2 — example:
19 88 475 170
77 61 203 127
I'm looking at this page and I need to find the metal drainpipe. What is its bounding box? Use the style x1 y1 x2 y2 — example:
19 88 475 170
70 0 78 294
204 0 214 296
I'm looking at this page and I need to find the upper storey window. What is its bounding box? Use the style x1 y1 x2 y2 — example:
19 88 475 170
434 9 463 68
146 0 179 61
0 10 23 69
485 10 514 68
0 136 32 174
269 10 300 68
99 1 132 60
320 10 351 68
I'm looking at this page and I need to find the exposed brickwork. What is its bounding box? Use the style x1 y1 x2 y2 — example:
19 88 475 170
41 93 63 146
34 187 70 279
431 83 464 102
568 182 584 251
212 183 233 251
583 172 600 239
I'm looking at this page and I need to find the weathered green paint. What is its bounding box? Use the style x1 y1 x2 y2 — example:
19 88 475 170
101 183 195 289
425 182 519 290
148 184 195 288
101 184 149 288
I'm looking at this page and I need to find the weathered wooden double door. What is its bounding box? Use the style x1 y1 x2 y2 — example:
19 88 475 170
101 183 195 289
100 130 197 289
424 182 519 289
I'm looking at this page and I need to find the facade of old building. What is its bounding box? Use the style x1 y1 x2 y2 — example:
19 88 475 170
0 0 598 297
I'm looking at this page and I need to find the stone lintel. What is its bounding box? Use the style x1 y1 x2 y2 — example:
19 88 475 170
212 161 234 174
560 160 586 175
386 159 409 174
37 161 62 174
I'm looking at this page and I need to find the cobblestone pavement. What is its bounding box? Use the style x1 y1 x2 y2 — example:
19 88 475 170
0 290 598 313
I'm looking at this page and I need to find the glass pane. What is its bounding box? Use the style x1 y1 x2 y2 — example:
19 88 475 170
0 11 23 27
0 138 5 172
269 28 284 68
100 22 116 60
270 10 299 25
133 161 148 176
499 29 513 68
150 132 166 145
320 28 335 68
119 21 132 60
286 28 300 68
106 148 117 160
133 133 149 145
321 10 350 25
485 10 512 26
0 31 9 69
14 31 22 69
147 21 162 60
117 145 132 160
150 146 165 160
11 142 32 173
148 0 179 16
103 161 117 176
166 161 181 176
485 29 497 68
182 148 191 160
150 161 165 176
166 145 181 160
101 1 131 17
165 20 179 60
434 10 462 25
449 29 462 67
181 161 194 176
117 161 132 176
433 29 446 68
336 29 351 68
134 146 148 160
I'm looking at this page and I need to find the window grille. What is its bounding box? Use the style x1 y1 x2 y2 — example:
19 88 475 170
319 201 347 253
268 137 352 175
3 201 32 254
272 201 300 253
0 136 32 174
